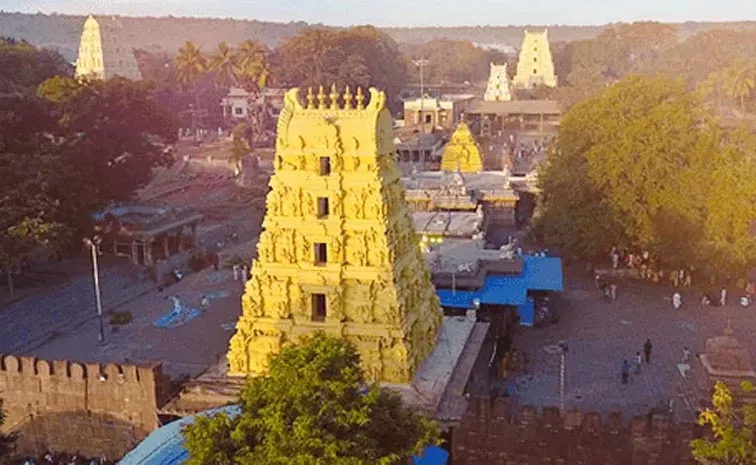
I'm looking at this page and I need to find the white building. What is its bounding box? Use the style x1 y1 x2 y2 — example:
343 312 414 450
220 87 286 120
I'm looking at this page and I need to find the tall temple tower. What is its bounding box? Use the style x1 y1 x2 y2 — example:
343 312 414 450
227 86 443 383
513 29 557 89
483 63 512 102
441 122 483 173
75 15 142 80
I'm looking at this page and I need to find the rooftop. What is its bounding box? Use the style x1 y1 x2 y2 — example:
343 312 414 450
465 99 561 116
93 204 203 239
413 211 484 238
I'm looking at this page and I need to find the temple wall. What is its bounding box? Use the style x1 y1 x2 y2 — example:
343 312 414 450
0 354 169 458
452 397 700 465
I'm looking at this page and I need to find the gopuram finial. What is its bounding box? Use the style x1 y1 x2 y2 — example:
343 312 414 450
317 85 327 109
343 86 353 110
306 87 315 109
329 84 339 110
355 86 365 109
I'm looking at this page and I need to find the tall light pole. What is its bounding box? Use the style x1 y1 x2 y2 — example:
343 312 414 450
413 59 429 134
84 236 105 344
558 340 569 413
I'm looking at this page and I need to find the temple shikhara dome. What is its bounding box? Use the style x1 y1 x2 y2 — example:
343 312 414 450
440 122 484 173
227 85 443 383
513 29 557 89
75 15 142 80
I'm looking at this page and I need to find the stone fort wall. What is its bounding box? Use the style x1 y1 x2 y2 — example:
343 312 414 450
0 354 171 458
452 397 701 465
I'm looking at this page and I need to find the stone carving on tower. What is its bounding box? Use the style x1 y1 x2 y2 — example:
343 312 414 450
513 29 557 89
441 122 483 173
483 63 512 102
75 15 142 81
227 85 443 383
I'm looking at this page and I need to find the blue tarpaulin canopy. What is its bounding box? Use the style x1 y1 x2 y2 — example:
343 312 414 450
436 256 563 308
413 445 449 465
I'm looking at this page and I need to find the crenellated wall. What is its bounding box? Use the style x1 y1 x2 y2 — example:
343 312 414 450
452 397 701 465
0 354 170 458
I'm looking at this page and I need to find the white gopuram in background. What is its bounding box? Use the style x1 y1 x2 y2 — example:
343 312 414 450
513 29 557 89
75 15 142 80
483 63 513 102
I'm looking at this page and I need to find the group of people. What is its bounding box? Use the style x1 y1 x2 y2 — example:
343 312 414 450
621 338 654 385
21 453 110 465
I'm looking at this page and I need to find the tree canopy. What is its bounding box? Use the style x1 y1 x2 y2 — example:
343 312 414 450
273 26 408 104
691 381 756 465
183 333 439 465
400 39 509 85
0 37 71 94
536 75 756 279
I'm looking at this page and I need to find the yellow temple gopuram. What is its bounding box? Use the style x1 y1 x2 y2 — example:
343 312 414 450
227 85 443 383
440 121 483 173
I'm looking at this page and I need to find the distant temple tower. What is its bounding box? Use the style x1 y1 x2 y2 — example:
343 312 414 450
513 29 557 89
75 15 142 80
483 63 512 102
227 86 443 383
441 122 483 173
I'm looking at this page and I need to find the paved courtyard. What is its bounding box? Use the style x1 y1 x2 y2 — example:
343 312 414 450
510 269 756 423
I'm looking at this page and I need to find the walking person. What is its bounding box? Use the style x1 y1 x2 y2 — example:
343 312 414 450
232 264 239 281
719 288 727 307
610 283 618 301
682 347 691 364
621 360 631 385
672 291 683 310
644 338 653 364
634 351 643 374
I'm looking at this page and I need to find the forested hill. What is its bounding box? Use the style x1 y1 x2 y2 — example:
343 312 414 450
3 11 756 62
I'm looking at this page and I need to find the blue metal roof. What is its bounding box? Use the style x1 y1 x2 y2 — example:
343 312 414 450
118 406 240 465
436 255 563 308
522 256 563 292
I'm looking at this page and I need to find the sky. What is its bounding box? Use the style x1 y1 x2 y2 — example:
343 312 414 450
4 0 756 27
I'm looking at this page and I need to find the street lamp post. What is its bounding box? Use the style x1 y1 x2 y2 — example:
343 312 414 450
84 237 105 344
558 340 569 413
413 59 429 134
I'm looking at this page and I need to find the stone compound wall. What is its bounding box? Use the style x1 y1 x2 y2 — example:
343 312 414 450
452 397 700 465
0 354 170 459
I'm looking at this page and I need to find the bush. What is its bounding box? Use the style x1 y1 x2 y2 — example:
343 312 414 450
109 311 133 325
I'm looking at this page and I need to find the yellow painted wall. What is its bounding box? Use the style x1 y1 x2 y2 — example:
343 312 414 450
227 86 443 383
441 122 484 173
75 16 105 79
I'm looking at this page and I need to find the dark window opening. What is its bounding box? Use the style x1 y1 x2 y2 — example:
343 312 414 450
314 243 327 265
312 293 326 322
319 157 331 175
317 197 330 218
425 114 432 124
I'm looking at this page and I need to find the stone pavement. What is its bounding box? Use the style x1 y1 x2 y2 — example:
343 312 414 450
0 259 155 354
27 267 245 378
509 270 756 423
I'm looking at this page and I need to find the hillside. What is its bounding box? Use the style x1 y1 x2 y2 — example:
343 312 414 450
2 11 756 62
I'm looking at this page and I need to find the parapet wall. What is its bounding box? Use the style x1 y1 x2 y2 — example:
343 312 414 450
0 354 170 458
452 397 700 465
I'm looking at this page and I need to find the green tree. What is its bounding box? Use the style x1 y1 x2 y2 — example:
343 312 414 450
691 381 756 465
210 42 239 90
536 75 756 277
0 399 18 464
0 94 69 295
722 59 756 113
175 41 208 117
0 37 71 94
183 333 439 465
235 39 271 92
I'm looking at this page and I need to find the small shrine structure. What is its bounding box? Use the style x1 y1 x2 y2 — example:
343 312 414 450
483 63 513 102
700 321 756 403
440 122 483 173
227 85 444 383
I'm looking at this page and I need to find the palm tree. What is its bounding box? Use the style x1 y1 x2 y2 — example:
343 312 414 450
174 41 207 129
723 59 756 113
209 41 239 89
235 40 271 93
